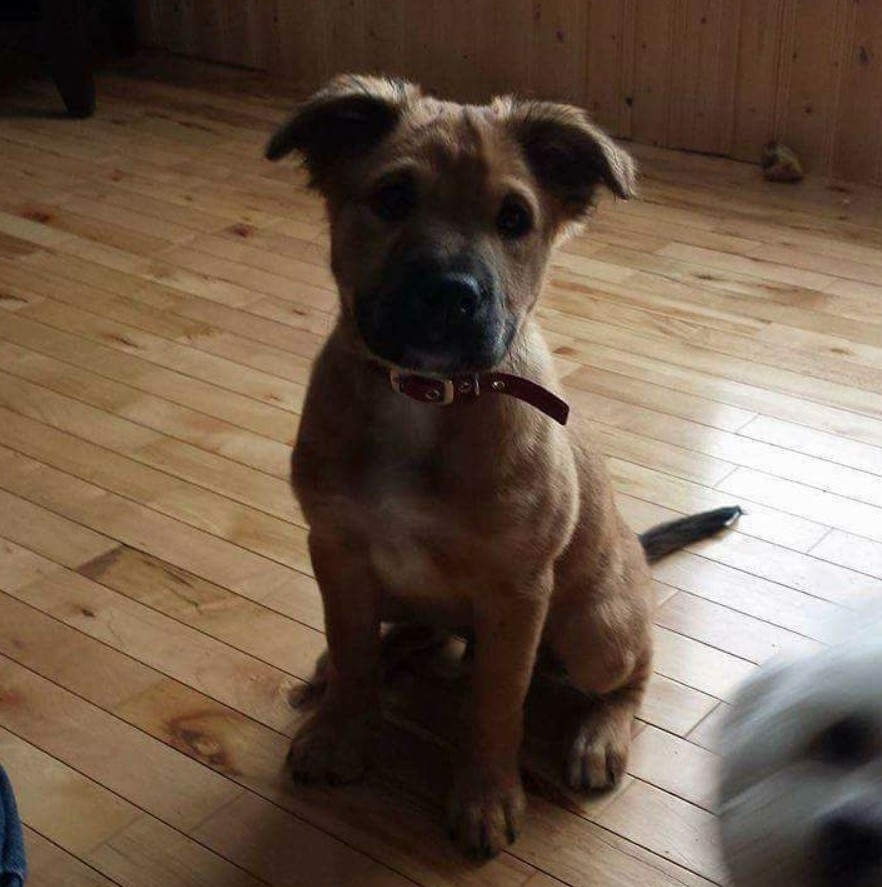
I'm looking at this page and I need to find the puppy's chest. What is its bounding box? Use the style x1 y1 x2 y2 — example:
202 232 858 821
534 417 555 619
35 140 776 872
357 465 472 602
365 510 451 603
356 437 486 602
312 396 517 602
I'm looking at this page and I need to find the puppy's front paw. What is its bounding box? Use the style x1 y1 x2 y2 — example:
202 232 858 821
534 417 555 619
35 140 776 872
287 710 376 786
566 712 631 791
446 771 526 859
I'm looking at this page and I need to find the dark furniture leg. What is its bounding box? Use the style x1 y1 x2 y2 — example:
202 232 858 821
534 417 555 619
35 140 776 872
43 0 95 117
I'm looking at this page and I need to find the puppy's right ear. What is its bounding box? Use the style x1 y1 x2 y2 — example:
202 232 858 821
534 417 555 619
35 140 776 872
265 75 417 191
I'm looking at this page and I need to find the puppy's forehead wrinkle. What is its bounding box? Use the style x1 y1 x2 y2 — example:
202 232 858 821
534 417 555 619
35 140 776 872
377 129 539 226
398 113 494 170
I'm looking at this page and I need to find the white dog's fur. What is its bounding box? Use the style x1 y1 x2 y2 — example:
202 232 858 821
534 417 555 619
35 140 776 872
719 611 882 887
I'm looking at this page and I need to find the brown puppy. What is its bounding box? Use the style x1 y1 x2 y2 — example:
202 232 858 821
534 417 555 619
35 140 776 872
267 75 738 859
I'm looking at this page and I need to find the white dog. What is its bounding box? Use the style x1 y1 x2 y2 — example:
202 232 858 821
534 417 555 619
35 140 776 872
719 611 882 887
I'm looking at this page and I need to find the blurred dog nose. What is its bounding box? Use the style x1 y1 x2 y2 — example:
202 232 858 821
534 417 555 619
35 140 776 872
821 803 882 884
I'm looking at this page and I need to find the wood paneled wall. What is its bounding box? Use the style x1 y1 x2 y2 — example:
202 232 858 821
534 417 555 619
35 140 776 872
135 0 270 71
135 0 882 185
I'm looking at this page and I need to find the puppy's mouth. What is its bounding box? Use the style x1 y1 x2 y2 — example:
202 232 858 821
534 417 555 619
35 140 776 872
354 294 515 377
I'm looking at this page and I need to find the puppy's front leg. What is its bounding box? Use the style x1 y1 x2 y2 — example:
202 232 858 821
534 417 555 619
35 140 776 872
288 531 381 785
448 574 551 858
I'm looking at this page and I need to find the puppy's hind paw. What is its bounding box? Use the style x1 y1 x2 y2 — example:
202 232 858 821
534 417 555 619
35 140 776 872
566 730 627 791
565 712 631 792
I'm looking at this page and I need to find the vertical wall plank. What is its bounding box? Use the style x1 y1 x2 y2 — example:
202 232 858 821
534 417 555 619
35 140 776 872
328 0 370 78
777 0 851 173
478 0 535 99
134 1 161 48
585 0 628 135
716 0 744 154
236 3 272 70
269 0 330 88
185 2 269 70
667 0 741 155
531 0 589 103
437 0 488 101
832 0 882 183
400 4 455 95
365 0 407 83
618 0 638 139
152 0 196 58
731 0 785 162
631 0 675 146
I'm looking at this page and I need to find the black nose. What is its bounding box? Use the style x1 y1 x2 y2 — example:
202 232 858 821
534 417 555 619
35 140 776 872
821 803 882 884
427 272 483 321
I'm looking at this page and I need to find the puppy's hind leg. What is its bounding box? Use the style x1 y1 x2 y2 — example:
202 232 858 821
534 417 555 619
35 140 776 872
551 507 737 789
545 536 653 792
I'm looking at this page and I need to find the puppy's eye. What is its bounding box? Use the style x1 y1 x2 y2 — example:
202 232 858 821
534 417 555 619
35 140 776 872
371 180 416 222
497 197 533 239
815 716 876 767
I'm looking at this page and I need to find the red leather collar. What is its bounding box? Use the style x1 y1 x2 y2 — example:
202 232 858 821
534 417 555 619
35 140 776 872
389 369 570 425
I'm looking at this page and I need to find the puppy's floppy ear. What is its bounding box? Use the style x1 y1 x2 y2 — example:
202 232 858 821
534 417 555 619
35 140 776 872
498 98 637 221
265 74 418 190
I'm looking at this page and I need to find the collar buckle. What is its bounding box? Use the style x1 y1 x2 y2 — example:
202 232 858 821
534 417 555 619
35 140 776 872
390 371 455 405
387 368 568 424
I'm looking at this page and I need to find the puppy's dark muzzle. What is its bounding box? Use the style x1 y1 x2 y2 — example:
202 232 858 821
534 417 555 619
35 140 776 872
356 259 509 373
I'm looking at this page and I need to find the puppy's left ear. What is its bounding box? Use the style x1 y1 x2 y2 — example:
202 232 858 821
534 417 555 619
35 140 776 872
499 99 637 222
265 75 418 192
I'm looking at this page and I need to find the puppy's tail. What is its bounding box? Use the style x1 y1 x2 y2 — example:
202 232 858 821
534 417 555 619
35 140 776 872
639 505 742 563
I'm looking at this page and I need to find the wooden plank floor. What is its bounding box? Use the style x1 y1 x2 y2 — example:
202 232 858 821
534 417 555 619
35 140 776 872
3 57 882 887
